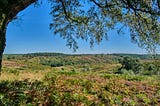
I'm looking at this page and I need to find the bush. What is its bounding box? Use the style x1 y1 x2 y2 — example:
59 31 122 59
143 61 160 75
50 62 63 67
119 57 144 74
119 69 134 75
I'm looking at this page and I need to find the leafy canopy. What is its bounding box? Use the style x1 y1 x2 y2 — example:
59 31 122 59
50 0 160 53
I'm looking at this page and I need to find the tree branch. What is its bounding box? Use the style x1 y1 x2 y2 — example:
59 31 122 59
121 0 160 16
59 0 88 24
8 0 37 22
90 0 115 8
157 0 160 9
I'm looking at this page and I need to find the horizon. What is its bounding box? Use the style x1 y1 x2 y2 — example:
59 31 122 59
4 1 160 54
3 52 160 55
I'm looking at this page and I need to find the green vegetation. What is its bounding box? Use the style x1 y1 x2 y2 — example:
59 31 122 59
0 0 159 105
117 56 160 75
0 0 160 74
0 53 160 105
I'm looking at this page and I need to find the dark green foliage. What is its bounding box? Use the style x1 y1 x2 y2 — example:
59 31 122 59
143 61 160 75
119 56 144 74
50 62 63 67
148 64 157 71
118 56 160 75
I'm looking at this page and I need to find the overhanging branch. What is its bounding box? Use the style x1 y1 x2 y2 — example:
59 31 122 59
8 0 37 22
59 0 88 24
121 0 160 16
90 0 115 8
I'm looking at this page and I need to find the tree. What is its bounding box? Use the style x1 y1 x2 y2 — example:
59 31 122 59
0 0 37 74
0 0 160 74
119 56 144 74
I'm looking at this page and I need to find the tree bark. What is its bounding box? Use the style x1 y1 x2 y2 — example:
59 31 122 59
0 28 6 75
0 14 8 75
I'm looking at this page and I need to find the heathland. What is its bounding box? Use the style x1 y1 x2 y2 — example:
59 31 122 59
0 53 160 105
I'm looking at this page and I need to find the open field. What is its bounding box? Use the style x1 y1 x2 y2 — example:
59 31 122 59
0 53 160 106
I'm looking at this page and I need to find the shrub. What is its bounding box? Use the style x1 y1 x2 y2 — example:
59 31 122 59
119 69 134 75
119 57 144 74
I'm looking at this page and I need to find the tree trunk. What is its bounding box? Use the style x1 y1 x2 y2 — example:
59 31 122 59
0 28 6 75
0 0 37 75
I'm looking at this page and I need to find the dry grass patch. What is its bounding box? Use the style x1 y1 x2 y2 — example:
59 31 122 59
2 60 25 68
0 70 49 81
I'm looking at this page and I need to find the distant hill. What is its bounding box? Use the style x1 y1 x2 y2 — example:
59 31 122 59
22 53 160 60
24 52 67 56
3 52 160 62
112 53 160 60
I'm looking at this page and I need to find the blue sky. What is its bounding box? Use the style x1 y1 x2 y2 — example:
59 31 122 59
4 1 159 54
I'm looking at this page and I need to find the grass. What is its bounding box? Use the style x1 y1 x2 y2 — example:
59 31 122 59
0 71 48 81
